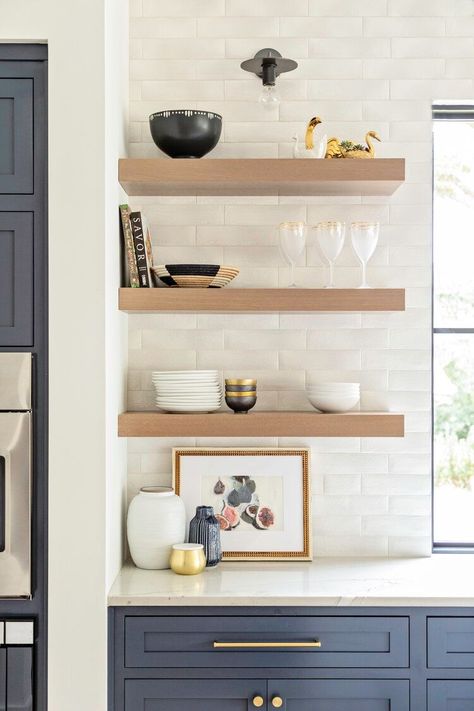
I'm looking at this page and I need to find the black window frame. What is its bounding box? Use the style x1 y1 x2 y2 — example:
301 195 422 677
432 103 474 553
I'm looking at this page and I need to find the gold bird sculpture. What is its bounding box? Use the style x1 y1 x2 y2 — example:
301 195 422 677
325 131 381 159
305 116 322 150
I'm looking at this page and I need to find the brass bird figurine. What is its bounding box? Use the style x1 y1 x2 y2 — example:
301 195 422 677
305 116 322 150
325 131 381 159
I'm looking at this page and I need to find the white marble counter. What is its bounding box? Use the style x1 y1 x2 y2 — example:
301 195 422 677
108 556 474 607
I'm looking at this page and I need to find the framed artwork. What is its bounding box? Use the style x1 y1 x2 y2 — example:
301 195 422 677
173 448 311 561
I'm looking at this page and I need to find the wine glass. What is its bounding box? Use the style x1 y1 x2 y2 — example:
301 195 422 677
351 221 379 288
313 221 345 288
279 221 307 288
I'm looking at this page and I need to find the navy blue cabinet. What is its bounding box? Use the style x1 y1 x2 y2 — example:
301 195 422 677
125 614 409 669
269 680 409 711
0 649 5 711
109 607 474 711
125 679 266 711
427 617 474 668
0 647 32 711
428 681 474 711
0 213 34 346
0 77 33 194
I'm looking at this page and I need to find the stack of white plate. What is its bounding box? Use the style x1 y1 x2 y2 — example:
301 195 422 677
306 382 360 413
152 370 222 413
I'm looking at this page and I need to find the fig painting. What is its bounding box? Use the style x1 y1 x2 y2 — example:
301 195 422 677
173 448 311 560
203 475 284 533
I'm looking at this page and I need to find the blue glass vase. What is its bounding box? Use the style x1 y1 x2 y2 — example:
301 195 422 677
188 506 222 567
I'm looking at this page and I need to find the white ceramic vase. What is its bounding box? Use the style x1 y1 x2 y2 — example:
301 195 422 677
127 486 186 570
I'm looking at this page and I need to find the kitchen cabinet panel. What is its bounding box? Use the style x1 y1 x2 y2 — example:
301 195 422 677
125 614 409 669
0 212 34 346
428 617 474 668
268 679 409 711
428 680 474 711
0 78 33 194
6 647 33 711
125 679 266 711
0 649 5 711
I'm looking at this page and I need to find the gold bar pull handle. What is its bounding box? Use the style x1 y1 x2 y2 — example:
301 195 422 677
213 640 322 649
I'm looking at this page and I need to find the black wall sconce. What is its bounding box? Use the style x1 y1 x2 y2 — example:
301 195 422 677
240 48 298 106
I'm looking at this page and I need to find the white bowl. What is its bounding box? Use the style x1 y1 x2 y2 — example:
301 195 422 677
306 387 360 397
307 393 360 413
307 390 359 397
307 382 360 389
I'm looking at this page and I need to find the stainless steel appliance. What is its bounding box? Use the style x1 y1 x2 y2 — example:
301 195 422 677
0 354 31 598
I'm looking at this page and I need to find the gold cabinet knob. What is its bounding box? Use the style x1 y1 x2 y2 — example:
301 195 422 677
252 696 264 708
272 697 283 708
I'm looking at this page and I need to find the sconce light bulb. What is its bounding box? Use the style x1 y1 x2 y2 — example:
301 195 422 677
259 84 281 106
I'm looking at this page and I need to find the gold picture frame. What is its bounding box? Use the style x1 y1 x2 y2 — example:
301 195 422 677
173 448 312 561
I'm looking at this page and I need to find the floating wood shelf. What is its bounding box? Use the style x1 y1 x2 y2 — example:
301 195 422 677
119 288 405 313
118 158 405 196
118 411 404 438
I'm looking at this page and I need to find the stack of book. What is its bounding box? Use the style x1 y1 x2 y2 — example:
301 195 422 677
119 204 154 287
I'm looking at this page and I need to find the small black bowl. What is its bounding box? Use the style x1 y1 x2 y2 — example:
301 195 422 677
149 110 222 159
225 393 257 414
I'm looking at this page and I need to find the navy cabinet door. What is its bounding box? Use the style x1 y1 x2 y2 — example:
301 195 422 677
428 681 474 711
0 213 34 346
6 648 33 711
125 679 267 711
268 679 409 711
0 649 5 711
428 617 474 668
0 77 33 194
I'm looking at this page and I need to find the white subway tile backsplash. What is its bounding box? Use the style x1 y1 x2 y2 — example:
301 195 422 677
142 79 224 101
126 0 473 557
390 79 473 100
142 38 225 59
362 514 429 536
130 17 196 38
227 0 309 15
282 17 363 37
198 16 280 38
316 535 389 557
388 536 431 557
364 17 445 37
392 38 474 59
308 79 389 100
225 38 309 59
143 0 225 16
388 0 472 16
309 0 388 15
364 58 445 80
309 37 390 57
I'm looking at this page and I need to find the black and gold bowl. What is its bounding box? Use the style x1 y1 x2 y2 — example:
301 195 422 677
225 391 257 414
225 379 257 393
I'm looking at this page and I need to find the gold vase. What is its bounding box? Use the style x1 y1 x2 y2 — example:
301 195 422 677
170 543 206 575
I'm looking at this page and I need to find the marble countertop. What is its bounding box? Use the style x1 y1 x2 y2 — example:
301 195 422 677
108 555 474 607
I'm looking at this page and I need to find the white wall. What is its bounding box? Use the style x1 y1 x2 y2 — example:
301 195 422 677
127 0 474 557
2 0 128 708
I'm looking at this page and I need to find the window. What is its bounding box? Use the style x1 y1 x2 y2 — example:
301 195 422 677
433 103 474 548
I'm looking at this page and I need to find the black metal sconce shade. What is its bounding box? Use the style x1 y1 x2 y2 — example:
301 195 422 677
240 48 298 87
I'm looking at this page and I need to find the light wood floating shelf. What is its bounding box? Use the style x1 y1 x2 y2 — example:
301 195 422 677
118 411 404 438
118 158 405 196
119 288 405 313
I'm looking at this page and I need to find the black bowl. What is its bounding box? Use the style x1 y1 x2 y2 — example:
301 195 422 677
149 110 222 159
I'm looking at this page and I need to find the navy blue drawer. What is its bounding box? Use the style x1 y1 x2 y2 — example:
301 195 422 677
428 681 474 711
428 617 474 668
124 615 409 669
